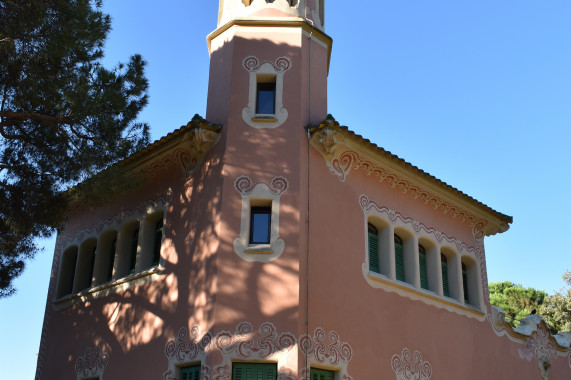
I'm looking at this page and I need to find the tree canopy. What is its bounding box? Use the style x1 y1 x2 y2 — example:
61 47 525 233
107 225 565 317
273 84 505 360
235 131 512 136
0 0 150 297
541 270 571 332
489 281 547 327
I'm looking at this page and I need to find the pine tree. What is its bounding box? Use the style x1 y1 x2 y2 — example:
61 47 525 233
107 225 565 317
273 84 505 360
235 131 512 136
0 0 150 297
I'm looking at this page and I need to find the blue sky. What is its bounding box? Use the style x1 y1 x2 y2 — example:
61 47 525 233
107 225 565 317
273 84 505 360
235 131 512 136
1 1 570 378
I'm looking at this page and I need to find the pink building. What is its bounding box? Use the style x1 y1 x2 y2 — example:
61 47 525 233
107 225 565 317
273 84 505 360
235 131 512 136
36 1 570 379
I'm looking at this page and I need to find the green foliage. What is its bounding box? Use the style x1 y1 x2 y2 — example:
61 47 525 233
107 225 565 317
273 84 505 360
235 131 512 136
540 271 571 332
489 282 547 327
0 0 150 297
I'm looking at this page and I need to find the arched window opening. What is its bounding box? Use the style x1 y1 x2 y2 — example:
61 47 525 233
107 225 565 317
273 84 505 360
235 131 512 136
368 223 380 273
107 238 117 282
462 262 470 304
394 234 405 282
419 244 428 290
441 253 450 297
152 219 164 266
57 246 78 298
74 239 97 292
129 228 139 275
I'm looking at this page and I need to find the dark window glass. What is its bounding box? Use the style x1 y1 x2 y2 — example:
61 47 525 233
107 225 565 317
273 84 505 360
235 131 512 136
250 206 271 244
419 244 428 290
256 82 276 114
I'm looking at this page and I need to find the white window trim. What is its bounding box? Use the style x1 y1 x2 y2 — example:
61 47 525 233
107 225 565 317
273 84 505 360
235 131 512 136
233 175 288 262
242 56 291 129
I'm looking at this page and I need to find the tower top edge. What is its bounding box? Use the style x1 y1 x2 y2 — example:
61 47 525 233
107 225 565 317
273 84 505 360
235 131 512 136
217 0 325 31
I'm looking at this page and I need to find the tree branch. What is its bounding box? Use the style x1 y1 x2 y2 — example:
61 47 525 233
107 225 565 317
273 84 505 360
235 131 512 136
0 111 77 126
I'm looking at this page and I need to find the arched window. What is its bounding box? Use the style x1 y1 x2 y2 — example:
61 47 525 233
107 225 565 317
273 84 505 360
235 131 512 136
419 244 428 290
368 223 380 273
152 219 164 266
107 238 117 282
441 253 450 297
462 262 470 304
57 246 78 298
394 234 405 282
129 228 139 275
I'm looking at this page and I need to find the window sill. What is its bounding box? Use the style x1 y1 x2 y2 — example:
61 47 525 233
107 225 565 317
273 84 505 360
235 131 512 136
364 268 485 320
251 115 278 123
53 265 163 309
245 244 273 254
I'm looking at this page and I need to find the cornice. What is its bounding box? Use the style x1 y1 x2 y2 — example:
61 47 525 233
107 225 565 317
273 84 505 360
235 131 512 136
206 19 333 73
307 117 512 236
67 115 222 214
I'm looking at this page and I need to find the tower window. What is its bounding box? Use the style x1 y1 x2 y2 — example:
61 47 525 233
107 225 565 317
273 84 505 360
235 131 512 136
250 206 272 244
129 228 139 274
441 253 450 297
256 82 276 114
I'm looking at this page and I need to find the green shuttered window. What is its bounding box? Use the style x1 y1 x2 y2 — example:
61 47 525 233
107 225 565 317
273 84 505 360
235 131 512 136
368 223 380 273
180 365 201 380
419 244 428 290
232 363 277 380
462 262 470 304
310 368 334 380
441 254 450 297
394 234 405 282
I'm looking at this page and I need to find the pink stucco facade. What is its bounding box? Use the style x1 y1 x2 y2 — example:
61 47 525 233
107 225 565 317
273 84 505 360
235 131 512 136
37 1 570 379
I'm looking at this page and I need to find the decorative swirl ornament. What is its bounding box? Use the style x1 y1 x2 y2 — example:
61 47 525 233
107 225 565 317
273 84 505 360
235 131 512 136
391 348 432 380
75 346 109 379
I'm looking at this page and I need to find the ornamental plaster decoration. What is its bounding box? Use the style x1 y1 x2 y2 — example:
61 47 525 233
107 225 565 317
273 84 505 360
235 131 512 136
360 194 487 319
163 326 213 380
141 115 221 180
164 321 297 380
75 346 109 380
242 56 291 129
391 348 432 380
310 126 482 227
233 175 288 262
517 319 559 380
299 327 353 380
212 321 297 379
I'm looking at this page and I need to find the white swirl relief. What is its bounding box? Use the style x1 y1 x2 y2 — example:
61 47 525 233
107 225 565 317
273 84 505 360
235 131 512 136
233 175 288 262
391 348 432 380
75 346 109 380
299 327 353 380
242 56 292 129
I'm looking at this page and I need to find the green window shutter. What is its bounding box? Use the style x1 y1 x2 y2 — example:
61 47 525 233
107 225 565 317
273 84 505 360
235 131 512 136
310 368 334 380
419 245 428 290
441 254 450 297
129 228 139 274
180 365 201 380
232 363 277 380
394 234 405 282
462 263 470 304
152 219 164 265
368 223 380 273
